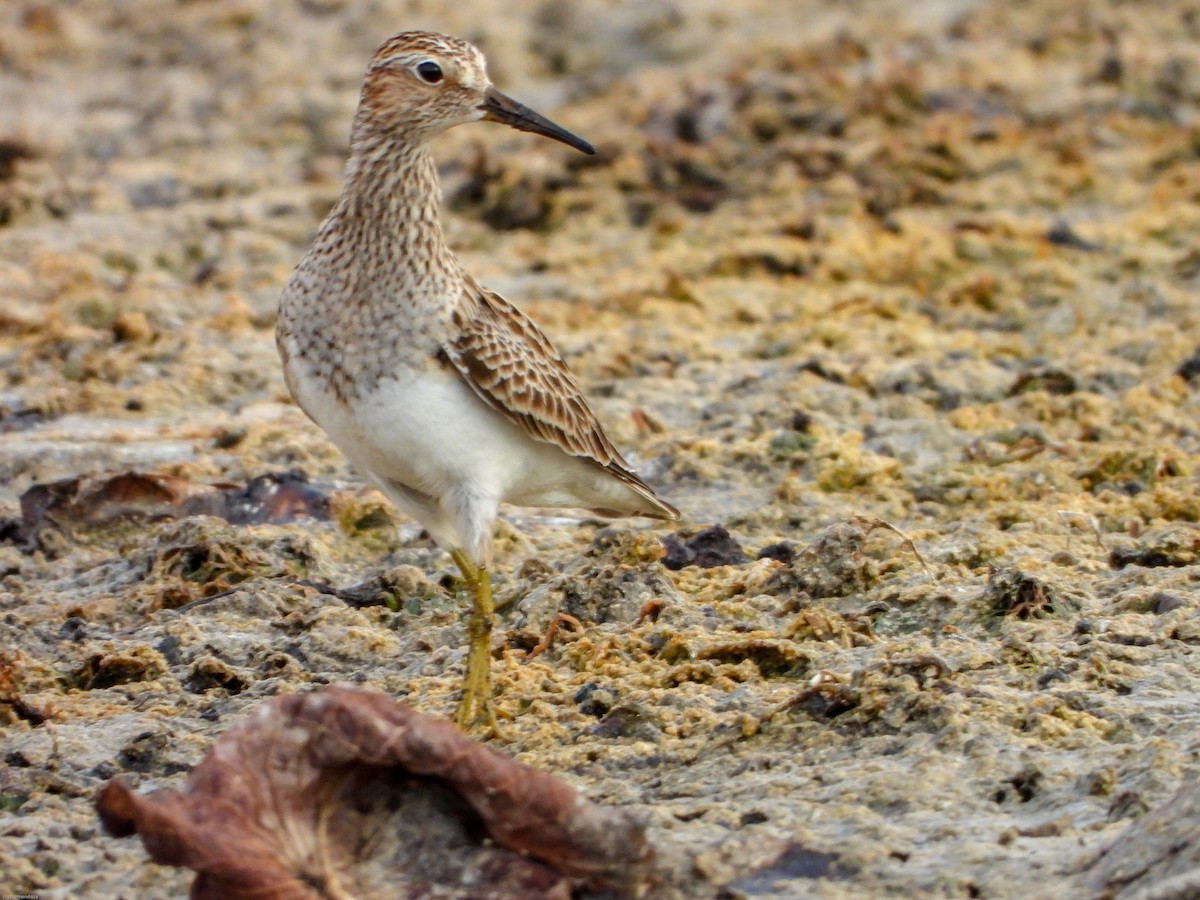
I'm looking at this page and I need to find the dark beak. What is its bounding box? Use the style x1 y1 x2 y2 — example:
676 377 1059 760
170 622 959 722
480 86 595 155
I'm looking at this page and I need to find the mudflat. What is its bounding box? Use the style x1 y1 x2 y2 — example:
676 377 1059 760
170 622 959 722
2 1 1198 897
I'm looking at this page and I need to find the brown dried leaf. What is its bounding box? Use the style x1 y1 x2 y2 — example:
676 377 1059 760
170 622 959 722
96 686 652 899
18 470 331 539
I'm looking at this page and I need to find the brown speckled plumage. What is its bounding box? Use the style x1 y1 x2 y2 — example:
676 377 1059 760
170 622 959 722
275 31 678 729
442 278 669 512
279 143 461 403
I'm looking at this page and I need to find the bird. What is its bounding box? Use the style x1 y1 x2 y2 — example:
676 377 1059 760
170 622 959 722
276 31 679 732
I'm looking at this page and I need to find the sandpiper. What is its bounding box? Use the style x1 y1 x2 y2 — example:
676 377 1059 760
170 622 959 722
276 31 679 731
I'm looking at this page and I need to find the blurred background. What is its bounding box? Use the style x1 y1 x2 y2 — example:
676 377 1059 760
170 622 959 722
4 0 1199 503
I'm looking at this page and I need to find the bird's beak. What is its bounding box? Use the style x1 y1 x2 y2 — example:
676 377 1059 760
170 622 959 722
480 86 595 155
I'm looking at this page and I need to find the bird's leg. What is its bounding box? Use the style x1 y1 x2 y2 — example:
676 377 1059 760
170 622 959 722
451 548 500 733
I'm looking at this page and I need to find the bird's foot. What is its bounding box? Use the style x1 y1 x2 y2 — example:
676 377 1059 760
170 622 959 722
456 608 503 735
451 549 508 738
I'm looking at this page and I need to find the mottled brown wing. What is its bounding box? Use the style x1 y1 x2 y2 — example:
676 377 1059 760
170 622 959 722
441 283 677 518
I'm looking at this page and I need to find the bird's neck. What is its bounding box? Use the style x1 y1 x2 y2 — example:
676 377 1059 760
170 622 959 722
333 137 461 290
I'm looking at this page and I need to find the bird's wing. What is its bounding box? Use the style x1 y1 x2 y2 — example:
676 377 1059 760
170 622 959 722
439 281 678 519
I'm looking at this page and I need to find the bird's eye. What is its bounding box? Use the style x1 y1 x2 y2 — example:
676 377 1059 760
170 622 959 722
416 61 443 84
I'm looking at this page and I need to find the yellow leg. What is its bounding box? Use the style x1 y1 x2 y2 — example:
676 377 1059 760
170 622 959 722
451 549 500 734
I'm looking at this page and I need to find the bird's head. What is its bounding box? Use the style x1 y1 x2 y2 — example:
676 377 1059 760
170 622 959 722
354 31 595 155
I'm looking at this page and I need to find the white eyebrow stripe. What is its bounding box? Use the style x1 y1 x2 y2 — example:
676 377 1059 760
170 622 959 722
369 52 420 70
367 43 489 88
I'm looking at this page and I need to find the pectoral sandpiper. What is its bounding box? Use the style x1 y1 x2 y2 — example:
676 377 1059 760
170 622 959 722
276 31 679 731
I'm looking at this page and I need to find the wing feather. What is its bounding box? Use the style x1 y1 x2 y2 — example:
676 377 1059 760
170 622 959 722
440 282 678 519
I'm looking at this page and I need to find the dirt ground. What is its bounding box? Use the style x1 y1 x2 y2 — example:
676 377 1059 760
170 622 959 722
2 0 1200 897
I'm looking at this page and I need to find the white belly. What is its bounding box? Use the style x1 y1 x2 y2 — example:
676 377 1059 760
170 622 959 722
289 359 608 510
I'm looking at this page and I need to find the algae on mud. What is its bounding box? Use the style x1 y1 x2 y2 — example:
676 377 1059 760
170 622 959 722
2 0 1200 897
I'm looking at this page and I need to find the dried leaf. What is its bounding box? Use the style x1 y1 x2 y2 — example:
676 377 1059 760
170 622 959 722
96 686 651 899
18 470 331 539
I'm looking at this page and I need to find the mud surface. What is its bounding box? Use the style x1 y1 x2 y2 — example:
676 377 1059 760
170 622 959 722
2 0 1200 897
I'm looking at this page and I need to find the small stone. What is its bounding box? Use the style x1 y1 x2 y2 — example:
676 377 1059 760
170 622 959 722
661 525 748 570
1149 592 1186 615
757 542 796 564
111 311 153 342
